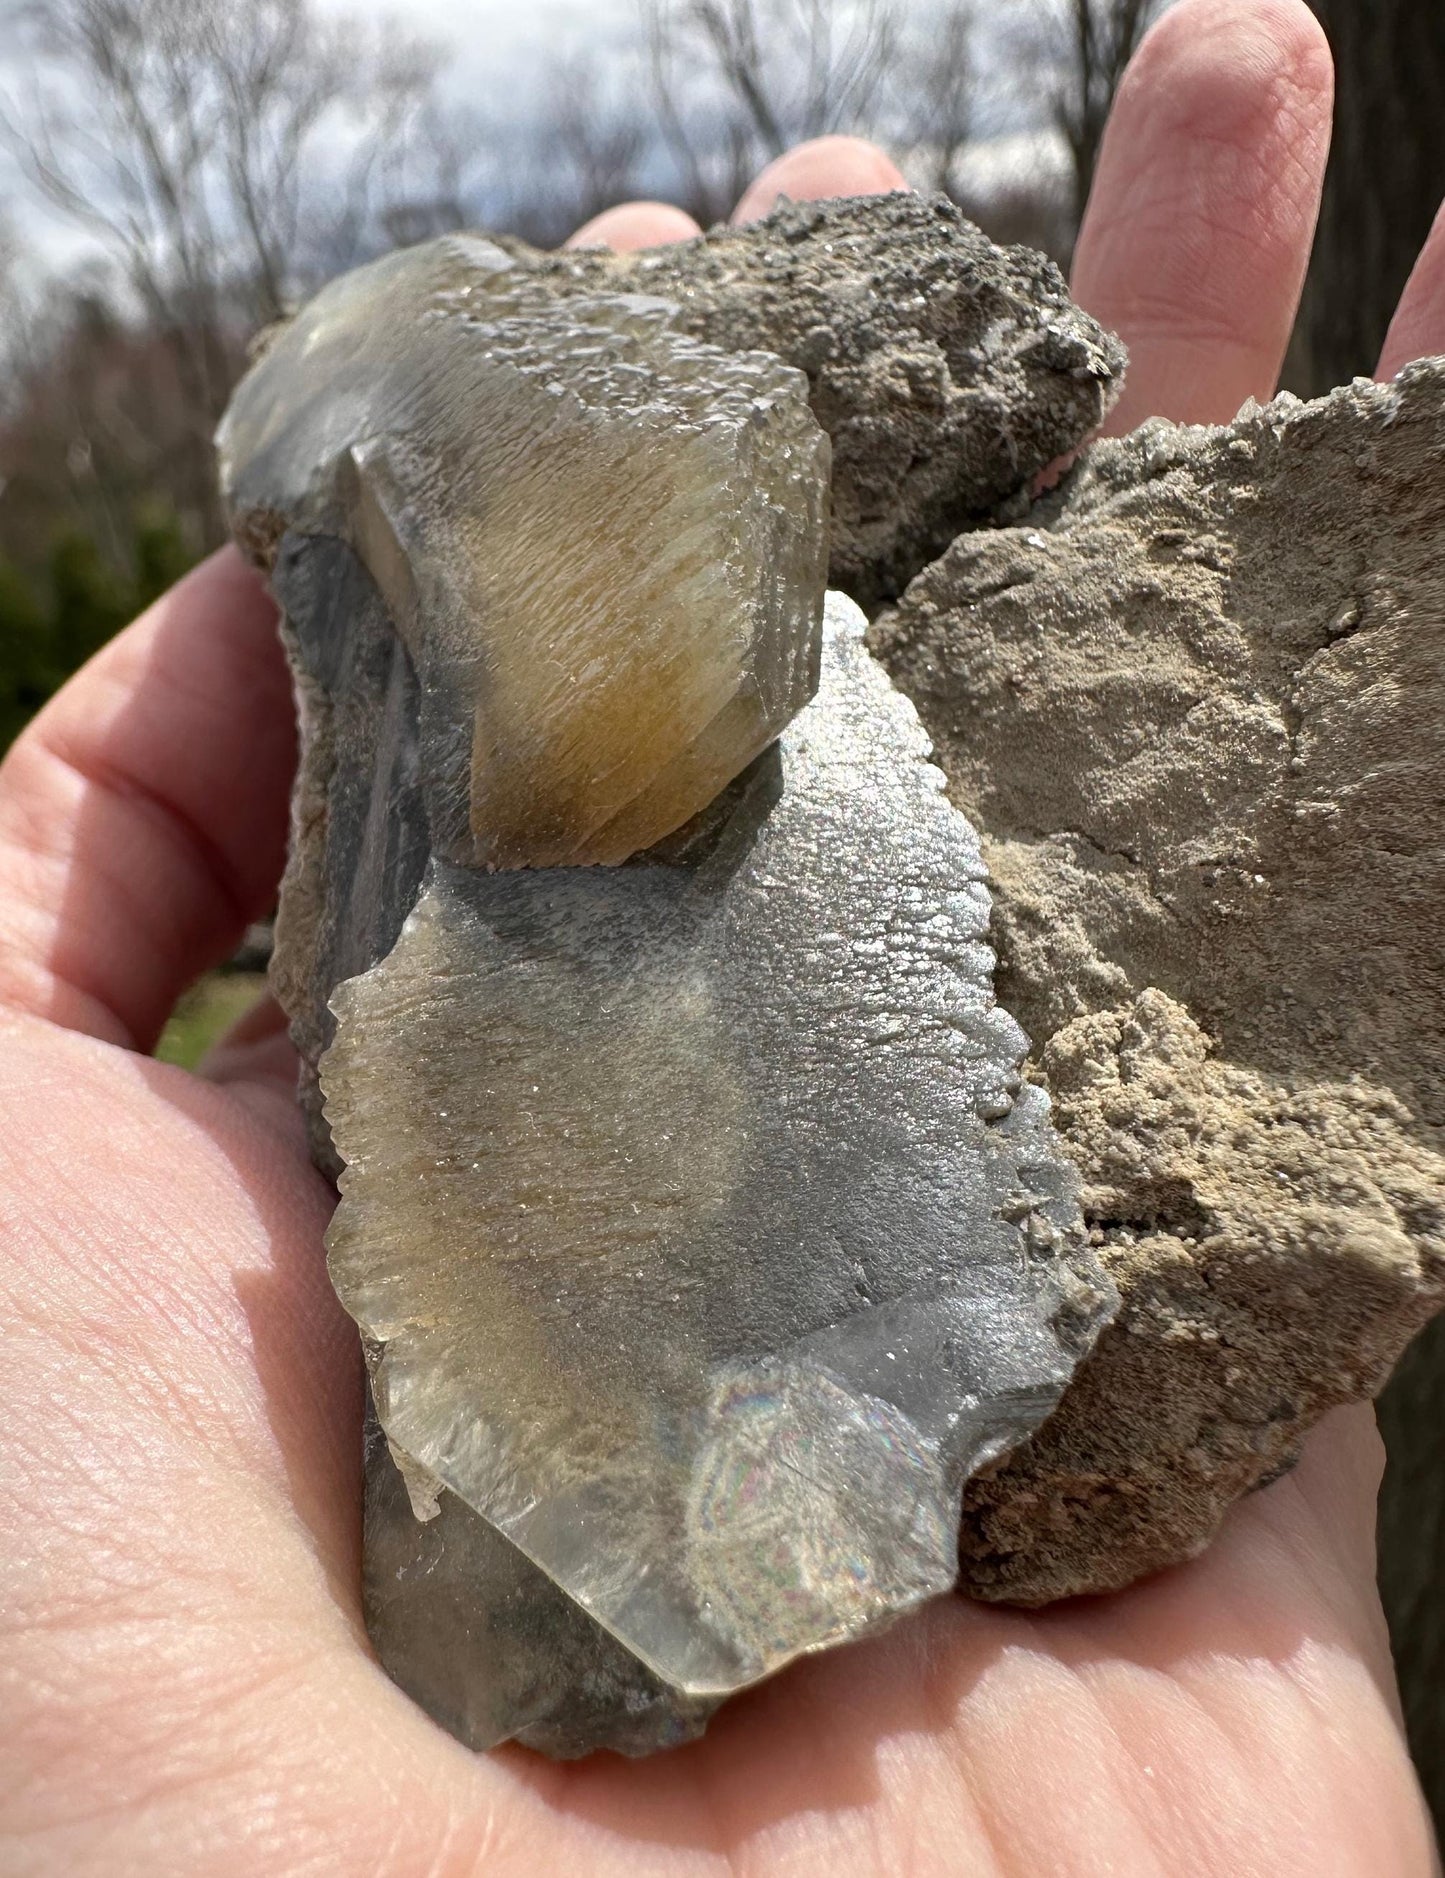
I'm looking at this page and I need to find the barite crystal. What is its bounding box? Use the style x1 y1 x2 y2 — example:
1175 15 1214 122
502 192 1129 607
215 213 1119 1757
326 598 1114 1755
219 236 829 870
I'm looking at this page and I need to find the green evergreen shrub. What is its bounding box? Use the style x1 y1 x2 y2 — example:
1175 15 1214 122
0 508 197 753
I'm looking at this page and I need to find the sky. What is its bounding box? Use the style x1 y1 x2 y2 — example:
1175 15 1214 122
317 0 644 134
1 0 1059 287
2 0 643 273
323 0 638 61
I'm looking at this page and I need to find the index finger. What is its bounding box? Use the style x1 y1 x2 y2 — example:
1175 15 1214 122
1071 0 1333 431
1377 201 1445 379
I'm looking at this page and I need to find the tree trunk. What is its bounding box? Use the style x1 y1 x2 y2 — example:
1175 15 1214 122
1294 0 1445 391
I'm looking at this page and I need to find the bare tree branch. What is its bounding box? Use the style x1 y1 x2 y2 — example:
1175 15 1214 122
547 56 648 226
1045 0 1160 224
644 0 904 208
0 0 451 541
890 0 976 197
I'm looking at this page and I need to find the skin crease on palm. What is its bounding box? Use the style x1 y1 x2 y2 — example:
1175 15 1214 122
0 0 1441 1871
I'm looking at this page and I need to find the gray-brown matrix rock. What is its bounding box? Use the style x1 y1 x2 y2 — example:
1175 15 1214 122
871 365 1445 1603
501 192 1127 607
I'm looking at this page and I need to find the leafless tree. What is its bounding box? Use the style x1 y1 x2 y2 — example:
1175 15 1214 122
0 217 26 405
0 0 448 537
371 98 489 255
1042 0 1160 227
891 0 976 198
544 56 650 236
653 0 900 155
643 19 754 228
645 0 904 221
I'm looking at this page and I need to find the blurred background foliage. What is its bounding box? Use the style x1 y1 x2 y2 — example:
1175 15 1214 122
0 508 192 747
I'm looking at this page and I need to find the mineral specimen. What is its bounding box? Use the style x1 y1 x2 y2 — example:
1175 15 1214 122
327 596 1113 1754
503 191 1128 606
216 205 1121 1757
871 364 1445 1603
220 175 1445 1742
219 237 830 871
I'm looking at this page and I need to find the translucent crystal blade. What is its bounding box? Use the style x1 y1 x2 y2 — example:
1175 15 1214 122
323 597 1113 1740
219 237 830 867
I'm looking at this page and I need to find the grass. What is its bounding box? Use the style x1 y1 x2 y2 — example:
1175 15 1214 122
155 971 269 1070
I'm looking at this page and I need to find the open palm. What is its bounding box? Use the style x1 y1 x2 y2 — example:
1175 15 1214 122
2 2 1440 1870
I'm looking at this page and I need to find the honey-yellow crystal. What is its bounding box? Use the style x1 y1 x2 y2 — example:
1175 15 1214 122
219 237 830 866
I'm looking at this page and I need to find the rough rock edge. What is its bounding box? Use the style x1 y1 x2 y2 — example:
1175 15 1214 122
268 606 341 1174
485 191 1126 608
870 367 1445 1603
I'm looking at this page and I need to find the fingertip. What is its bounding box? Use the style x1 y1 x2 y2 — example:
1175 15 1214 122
564 202 702 253
200 540 277 608
119 543 277 653
731 136 908 226
1109 0 1334 259
1377 198 1445 380
1074 0 1334 430
1116 0 1331 124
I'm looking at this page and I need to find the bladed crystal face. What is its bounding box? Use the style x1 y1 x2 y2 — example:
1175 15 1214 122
322 600 1114 1754
219 236 830 868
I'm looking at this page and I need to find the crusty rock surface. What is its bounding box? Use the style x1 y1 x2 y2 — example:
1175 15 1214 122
507 193 1126 607
871 364 1445 1602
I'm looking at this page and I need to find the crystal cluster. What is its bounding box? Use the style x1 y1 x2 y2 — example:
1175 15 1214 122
327 598 1112 1754
218 209 1118 1756
220 237 829 870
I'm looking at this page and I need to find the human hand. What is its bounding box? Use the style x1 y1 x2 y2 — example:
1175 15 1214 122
2 0 1440 1870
